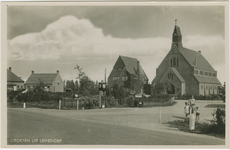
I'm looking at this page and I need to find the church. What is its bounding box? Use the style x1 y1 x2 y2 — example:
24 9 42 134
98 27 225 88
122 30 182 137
152 21 221 96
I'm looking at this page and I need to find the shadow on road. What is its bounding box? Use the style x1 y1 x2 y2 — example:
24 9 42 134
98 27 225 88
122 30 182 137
172 116 185 119
204 104 225 108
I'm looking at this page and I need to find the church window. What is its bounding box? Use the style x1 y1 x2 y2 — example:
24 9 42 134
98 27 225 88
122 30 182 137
200 71 203 75
170 58 173 67
177 58 179 67
213 73 216 77
173 57 176 66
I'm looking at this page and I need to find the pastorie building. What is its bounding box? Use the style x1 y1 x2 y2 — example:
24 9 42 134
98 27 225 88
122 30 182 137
7 67 24 91
152 23 221 96
25 70 64 92
108 55 148 93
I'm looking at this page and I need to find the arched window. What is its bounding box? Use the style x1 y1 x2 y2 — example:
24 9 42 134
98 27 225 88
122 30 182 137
173 57 176 66
177 58 179 67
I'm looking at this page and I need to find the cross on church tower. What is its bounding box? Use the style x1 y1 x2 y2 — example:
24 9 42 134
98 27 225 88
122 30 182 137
175 19 177 25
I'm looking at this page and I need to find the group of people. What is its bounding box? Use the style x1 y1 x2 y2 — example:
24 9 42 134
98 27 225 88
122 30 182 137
184 96 200 121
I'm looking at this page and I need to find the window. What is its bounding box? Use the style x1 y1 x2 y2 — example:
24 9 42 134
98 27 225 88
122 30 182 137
210 85 213 90
194 70 198 74
209 73 212 76
122 76 128 81
173 57 176 66
205 72 208 76
170 58 173 67
169 57 178 67
213 73 216 77
113 77 119 81
200 71 203 75
168 72 173 80
177 58 179 67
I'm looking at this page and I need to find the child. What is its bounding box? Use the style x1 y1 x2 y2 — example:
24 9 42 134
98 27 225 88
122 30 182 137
184 102 189 118
196 106 200 121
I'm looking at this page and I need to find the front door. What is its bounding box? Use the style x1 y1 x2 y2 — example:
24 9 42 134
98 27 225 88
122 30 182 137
166 83 175 94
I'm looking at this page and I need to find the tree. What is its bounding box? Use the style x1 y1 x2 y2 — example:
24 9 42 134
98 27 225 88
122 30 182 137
74 65 98 96
66 80 74 91
152 82 165 100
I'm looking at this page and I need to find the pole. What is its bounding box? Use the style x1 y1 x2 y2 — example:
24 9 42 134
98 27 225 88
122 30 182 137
59 100 61 110
77 99 79 110
159 107 161 123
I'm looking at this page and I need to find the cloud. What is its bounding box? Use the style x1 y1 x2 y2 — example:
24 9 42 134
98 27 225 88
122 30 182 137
8 15 171 61
183 34 225 65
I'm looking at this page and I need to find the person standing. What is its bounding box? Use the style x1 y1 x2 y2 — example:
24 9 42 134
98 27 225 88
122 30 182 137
196 106 200 121
184 102 190 118
189 96 197 130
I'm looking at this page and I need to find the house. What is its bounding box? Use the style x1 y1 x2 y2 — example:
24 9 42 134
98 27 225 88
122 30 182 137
25 70 64 92
108 55 148 93
7 67 24 91
152 22 221 96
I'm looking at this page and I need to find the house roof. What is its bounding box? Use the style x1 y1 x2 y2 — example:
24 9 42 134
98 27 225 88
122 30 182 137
120 56 147 78
25 73 58 85
194 75 221 84
7 69 24 82
178 47 216 72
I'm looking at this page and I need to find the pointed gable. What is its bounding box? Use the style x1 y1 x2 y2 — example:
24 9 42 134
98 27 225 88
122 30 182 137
7 69 24 82
113 56 125 69
25 73 58 85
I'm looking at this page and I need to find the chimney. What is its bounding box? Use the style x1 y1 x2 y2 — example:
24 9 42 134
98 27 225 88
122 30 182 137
57 70 59 74
137 61 140 80
198 51 201 53
32 71 34 74
9 67 11 71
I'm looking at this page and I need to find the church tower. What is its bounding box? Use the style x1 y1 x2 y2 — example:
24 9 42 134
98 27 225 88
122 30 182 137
172 19 182 48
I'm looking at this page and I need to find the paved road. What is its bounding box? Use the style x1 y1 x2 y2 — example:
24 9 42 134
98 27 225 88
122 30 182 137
7 108 224 145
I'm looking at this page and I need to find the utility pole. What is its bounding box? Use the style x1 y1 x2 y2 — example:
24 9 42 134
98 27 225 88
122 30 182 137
105 68 106 84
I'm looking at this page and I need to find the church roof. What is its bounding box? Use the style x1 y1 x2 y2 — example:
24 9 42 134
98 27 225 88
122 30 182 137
25 73 58 85
179 47 216 72
7 69 24 82
194 75 221 84
173 25 182 36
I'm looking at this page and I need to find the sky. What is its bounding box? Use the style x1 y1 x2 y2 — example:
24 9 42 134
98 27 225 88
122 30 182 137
6 5 226 84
